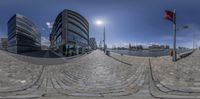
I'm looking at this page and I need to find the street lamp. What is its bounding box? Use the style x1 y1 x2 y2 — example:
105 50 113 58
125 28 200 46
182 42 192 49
173 25 189 61
95 20 106 53
96 20 104 25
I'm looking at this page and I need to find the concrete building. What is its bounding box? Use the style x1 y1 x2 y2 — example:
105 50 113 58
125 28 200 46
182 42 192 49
7 14 41 54
50 9 89 56
0 38 8 50
149 45 170 50
98 41 103 50
129 44 143 50
89 38 97 50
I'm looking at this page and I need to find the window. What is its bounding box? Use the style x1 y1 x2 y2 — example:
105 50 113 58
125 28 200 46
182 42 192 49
56 35 62 46
68 23 88 39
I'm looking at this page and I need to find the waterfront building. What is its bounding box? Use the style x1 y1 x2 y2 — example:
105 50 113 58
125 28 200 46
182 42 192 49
50 9 89 56
7 14 41 54
149 45 161 50
98 41 103 50
89 37 97 50
165 45 170 49
0 38 8 50
149 45 170 50
129 44 143 50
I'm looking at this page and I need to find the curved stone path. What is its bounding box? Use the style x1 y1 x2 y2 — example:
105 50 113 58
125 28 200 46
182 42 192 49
150 50 200 98
0 49 200 99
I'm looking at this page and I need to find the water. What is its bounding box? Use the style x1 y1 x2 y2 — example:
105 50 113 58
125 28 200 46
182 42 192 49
109 49 191 57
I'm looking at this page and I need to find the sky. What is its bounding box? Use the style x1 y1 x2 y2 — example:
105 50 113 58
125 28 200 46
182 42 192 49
0 0 200 48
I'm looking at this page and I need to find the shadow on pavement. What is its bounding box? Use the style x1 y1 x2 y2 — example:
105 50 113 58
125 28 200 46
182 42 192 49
6 50 90 65
19 50 61 58
6 50 68 65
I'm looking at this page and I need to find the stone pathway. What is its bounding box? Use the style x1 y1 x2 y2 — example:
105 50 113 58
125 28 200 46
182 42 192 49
0 49 200 99
0 50 43 90
150 50 200 98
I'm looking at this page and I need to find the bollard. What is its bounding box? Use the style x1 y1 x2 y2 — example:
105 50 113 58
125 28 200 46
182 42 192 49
106 50 110 56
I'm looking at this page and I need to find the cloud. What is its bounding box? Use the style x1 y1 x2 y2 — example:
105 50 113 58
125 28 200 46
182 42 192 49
41 36 50 46
46 22 54 29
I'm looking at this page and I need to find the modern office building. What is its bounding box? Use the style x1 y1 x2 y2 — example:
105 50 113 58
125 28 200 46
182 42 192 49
89 37 97 50
7 14 41 54
0 38 8 50
50 9 89 56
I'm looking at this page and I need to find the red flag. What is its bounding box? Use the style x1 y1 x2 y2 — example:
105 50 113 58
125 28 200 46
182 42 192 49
164 10 174 22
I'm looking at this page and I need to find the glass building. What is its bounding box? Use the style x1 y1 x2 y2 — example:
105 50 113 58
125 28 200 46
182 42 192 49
89 38 97 50
0 38 8 50
7 14 41 54
50 9 89 56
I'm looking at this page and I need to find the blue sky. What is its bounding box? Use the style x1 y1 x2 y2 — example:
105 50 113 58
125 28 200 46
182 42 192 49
0 0 200 48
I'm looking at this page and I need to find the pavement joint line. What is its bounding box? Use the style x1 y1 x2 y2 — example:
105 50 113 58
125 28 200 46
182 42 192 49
148 57 200 99
1 50 200 98
153 55 200 94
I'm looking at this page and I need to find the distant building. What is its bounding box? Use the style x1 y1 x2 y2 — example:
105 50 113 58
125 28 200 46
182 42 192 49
0 38 8 50
178 46 188 50
160 45 165 49
7 14 41 54
112 45 117 50
149 45 160 50
50 9 89 56
165 45 170 49
149 45 170 50
98 41 103 49
129 44 143 50
89 38 97 50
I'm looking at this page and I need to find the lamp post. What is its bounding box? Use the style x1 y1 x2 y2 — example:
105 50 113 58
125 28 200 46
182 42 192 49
173 9 177 62
96 20 106 53
103 24 106 53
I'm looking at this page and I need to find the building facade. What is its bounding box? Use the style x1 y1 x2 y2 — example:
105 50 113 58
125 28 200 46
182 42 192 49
0 38 8 50
129 44 143 50
149 45 170 50
89 38 97 50
7 14 41 54
50 9 89 56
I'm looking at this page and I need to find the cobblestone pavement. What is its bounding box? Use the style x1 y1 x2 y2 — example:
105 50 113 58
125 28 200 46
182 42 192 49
51 50 148 96
0 50 43 89
10 50 67 65
150 50 200 98
0 49 200 99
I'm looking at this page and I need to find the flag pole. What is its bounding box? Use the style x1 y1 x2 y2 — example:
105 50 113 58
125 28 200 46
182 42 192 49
103 24 106 53
173 9 177 62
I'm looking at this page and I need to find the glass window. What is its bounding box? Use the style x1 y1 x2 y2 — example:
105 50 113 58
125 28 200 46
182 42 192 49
68 23 88 39
67 31 88 46
56 35 62 45
68 17 88 33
